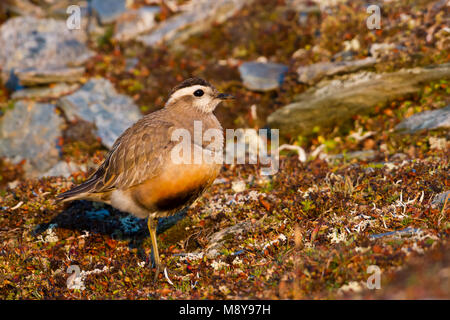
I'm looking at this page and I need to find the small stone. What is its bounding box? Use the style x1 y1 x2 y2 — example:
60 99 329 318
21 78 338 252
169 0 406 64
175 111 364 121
231 181 246 193
297 57 376 84
11 83 80 100
429 137 448 150
431 191 450 209
369 227 422 240
205 221 253 258
92 0 126 25
39 161 86 178
114 7 160 41
16 68 86 86
7 180 20 190
291 48 308 60
395 105 450 133
369 42 396 59
239 61 289 91
124 58 139 72
338 281 363 294
326 150 376 162
342 38 360 52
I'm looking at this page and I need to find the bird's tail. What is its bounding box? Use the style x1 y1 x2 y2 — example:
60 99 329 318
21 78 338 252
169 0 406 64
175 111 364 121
56 175 100 202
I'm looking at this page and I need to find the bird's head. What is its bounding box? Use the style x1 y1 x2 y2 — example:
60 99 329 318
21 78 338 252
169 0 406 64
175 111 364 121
166 77 234 113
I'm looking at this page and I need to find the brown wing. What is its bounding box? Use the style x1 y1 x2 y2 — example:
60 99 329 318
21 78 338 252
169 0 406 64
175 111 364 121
57 113 176 200
93 116 176 192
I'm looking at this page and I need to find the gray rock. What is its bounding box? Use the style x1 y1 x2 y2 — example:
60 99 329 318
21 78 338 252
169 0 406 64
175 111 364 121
11 83 80 100
395 105 450 133
239 62 289 91
369 43 396 59
16 67 86 86
325 150 376 162
205 221 252 258
59 78 142 149
268 64 450 137
114 6 160 41
297 57 376 85
39 161 86 178
124 58 139 71
138 0 252 46
0 16 94 88
0 101 64 177
431 191 450 209
92 0 126 25
369 227 422 240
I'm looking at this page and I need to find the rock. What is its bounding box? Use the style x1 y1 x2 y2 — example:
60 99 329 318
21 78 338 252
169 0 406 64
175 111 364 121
124 58 139 71
231 180 246 193
59 78 142 149
267 64 450 137
205 221 253 258
369 43 396 59
369 227 422 240
39 161 86 178
287 0 320 25
114 6 160 41
0 16 94 88
325 150 376 162
92 0 126 25
11 83 80 100
342 38 360 52
431 191 449 209
138 0 252 46
332 50 356 62
239 62 289 91
297 57 376 85
287 0 320 12
0 101 64 177
7 180 20 190
395 105 450 133
428 137 448 150
16 67 85 86
391 153 408 161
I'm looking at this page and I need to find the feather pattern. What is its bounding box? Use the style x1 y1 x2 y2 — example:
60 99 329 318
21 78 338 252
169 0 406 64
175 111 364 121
57 110 176 201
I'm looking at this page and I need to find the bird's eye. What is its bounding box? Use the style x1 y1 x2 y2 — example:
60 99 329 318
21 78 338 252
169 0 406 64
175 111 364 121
193 89 204 97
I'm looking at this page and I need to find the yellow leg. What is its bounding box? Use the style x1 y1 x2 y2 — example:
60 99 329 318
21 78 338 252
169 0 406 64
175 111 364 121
147 218 161 281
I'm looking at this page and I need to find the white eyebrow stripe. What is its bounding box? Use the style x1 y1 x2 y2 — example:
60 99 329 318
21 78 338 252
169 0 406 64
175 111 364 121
167 85 209 104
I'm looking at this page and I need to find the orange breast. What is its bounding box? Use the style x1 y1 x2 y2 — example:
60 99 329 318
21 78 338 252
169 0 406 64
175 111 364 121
130 161 220 213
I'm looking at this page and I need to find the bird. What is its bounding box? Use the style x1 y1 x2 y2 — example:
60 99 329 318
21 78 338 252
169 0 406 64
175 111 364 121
57 77 234 280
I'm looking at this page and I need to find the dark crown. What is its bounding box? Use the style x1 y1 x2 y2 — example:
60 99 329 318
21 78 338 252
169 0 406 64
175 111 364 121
169 77 213 96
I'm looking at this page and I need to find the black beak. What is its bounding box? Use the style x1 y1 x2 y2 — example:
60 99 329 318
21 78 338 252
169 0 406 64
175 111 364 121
216 93 235 100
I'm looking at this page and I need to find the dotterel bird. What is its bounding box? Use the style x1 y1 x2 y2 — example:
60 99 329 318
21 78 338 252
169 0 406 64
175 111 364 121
57 77 233 279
